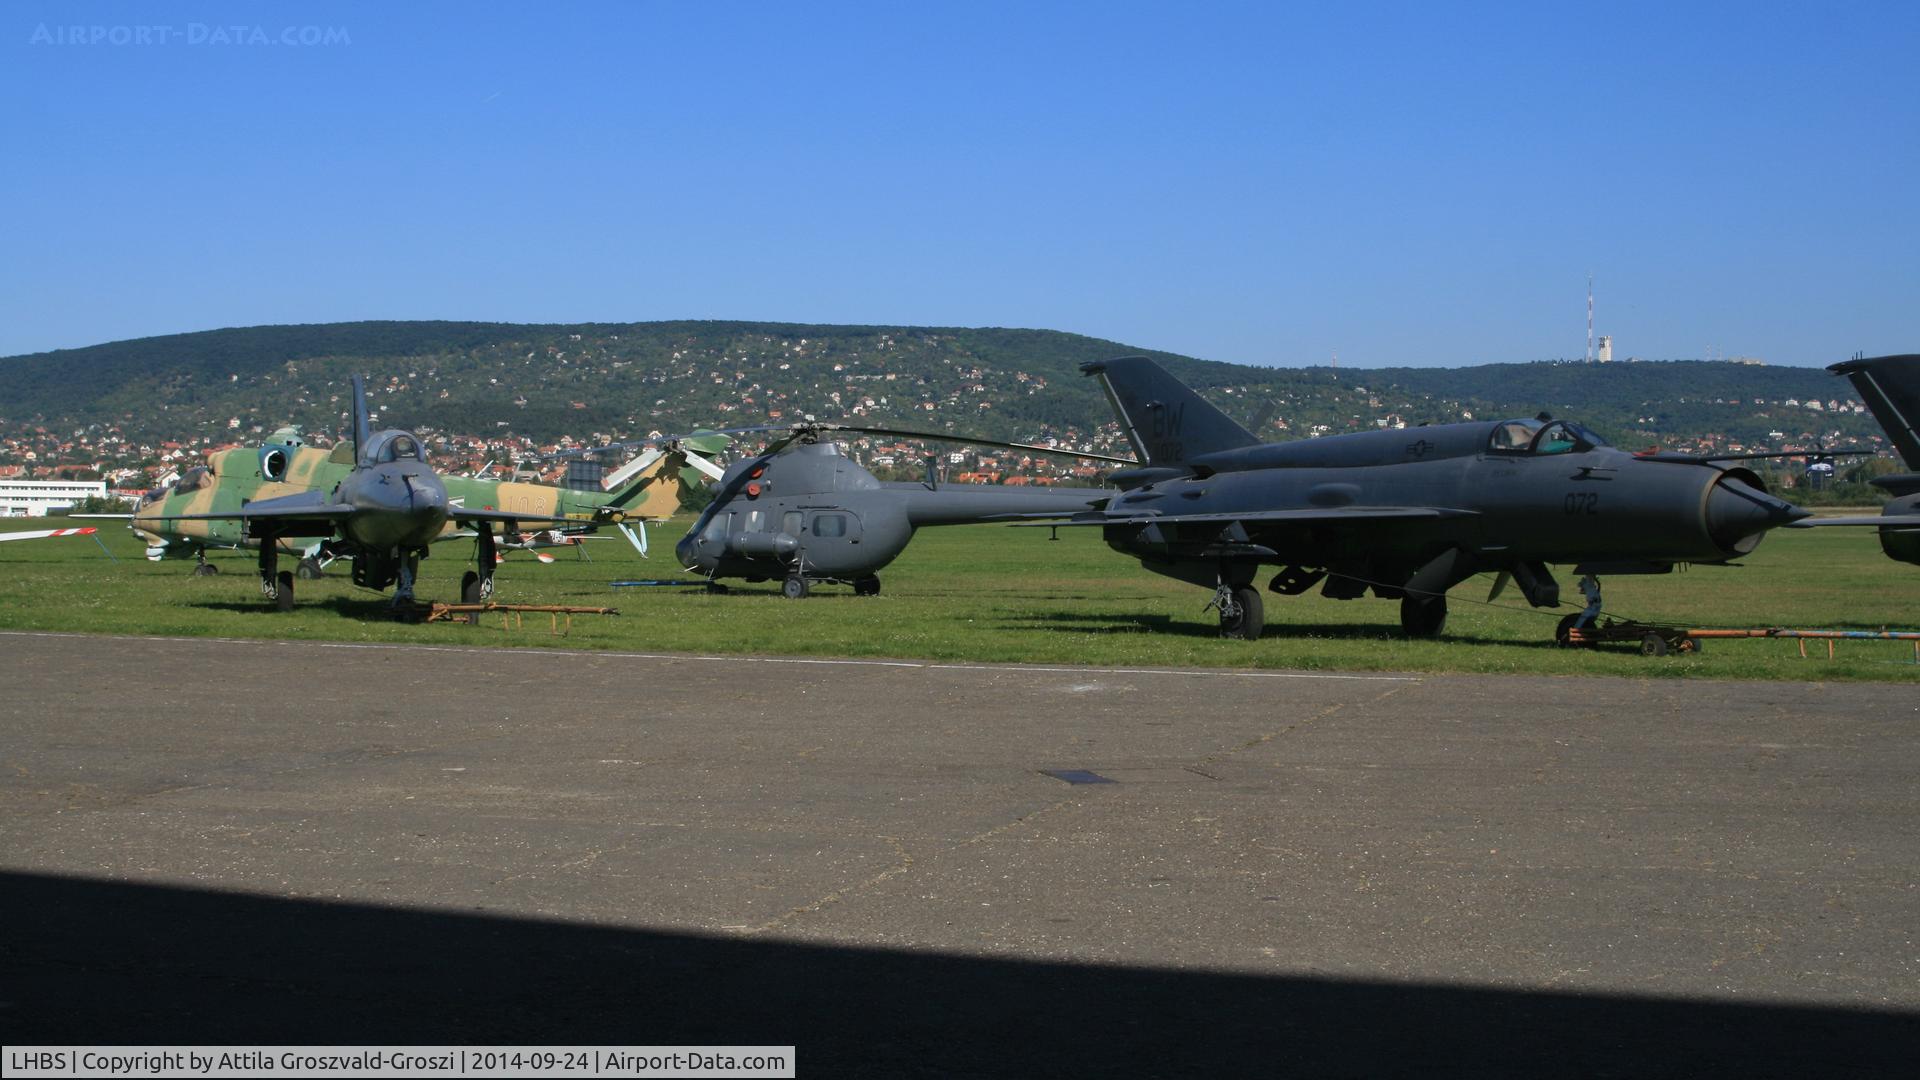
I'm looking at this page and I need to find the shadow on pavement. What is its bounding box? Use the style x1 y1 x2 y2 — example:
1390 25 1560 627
5 871 1914 1077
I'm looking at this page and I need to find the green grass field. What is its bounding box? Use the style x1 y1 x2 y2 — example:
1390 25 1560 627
2 515 1916 681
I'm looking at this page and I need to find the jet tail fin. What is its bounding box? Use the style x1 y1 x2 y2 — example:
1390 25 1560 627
1830 354 1920 467
1079 356 1260 468
350 374 372 466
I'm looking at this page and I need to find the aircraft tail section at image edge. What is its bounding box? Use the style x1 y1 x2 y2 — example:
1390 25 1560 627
1830 354 1920 467
1826 353 1920 565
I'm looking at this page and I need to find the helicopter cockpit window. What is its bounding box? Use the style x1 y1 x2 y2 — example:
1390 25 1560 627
701 512 733 542
812 514 847 538
172 466 212 494
1488 419 1544 452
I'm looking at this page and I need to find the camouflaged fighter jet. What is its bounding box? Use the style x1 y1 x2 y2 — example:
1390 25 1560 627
1810 353 1920 565
143 375 724 610
1051 355 1820 640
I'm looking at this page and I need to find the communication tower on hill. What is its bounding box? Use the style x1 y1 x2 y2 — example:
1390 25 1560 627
1586 275 1595 363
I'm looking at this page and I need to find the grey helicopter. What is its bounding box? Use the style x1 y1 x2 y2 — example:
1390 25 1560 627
575 421 1128 597
1044 355 1845 640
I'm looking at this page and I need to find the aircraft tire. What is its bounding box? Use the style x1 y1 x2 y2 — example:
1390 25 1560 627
782 576 810 600
192 562 220 577
854 575 881 597
460 570 483 606
296 556 325 579
1554 613 1580 648
274 571 295 613
1219 585 1264 640
1401 594 1447 638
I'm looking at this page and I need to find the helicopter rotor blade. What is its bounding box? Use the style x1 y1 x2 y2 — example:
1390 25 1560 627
599 447 667 491
678 450 727 482
802 423 1136 464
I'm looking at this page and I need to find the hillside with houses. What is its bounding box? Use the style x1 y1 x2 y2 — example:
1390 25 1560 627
0 321 1898 503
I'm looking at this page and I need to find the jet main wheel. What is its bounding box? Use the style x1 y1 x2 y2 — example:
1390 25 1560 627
782 575 811 600
460 570 483 605
1554 613 1581 648
1400 594 1447 638
1219 585 1264 640
296 556 325 580
274 571 296 612
853 575 881 597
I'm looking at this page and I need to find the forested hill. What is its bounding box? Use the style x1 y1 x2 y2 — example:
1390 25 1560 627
0 320 1884 453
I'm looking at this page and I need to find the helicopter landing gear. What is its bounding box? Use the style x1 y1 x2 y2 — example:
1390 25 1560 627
1400 593 1447 638
1212 584 1264 640
191 549 220 576
704 580 730 595
782 575 811 600
853 575 881 597
296 556 326 580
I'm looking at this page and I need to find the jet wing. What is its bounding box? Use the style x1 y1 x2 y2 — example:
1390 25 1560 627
449 507 601 528
1790 514 1920 531
152 491 354 537
1021 507 1472 527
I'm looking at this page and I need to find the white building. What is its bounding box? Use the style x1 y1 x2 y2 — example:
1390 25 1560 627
0 479 108 517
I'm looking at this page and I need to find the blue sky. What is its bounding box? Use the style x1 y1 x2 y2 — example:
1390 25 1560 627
3 1 1914 367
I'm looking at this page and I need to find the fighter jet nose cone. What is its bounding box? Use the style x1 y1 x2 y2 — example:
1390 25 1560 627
1707 478 1807 555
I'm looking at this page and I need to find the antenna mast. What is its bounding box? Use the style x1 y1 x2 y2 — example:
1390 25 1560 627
1586 275 1594 363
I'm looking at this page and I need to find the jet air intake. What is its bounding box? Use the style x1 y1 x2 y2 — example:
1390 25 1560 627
1704 469 1809 556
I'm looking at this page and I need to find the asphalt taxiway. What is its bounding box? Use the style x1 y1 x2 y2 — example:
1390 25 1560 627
4 631 1916 1074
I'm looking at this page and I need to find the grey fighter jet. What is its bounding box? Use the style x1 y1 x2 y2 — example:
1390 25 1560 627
1057 355 1813 639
